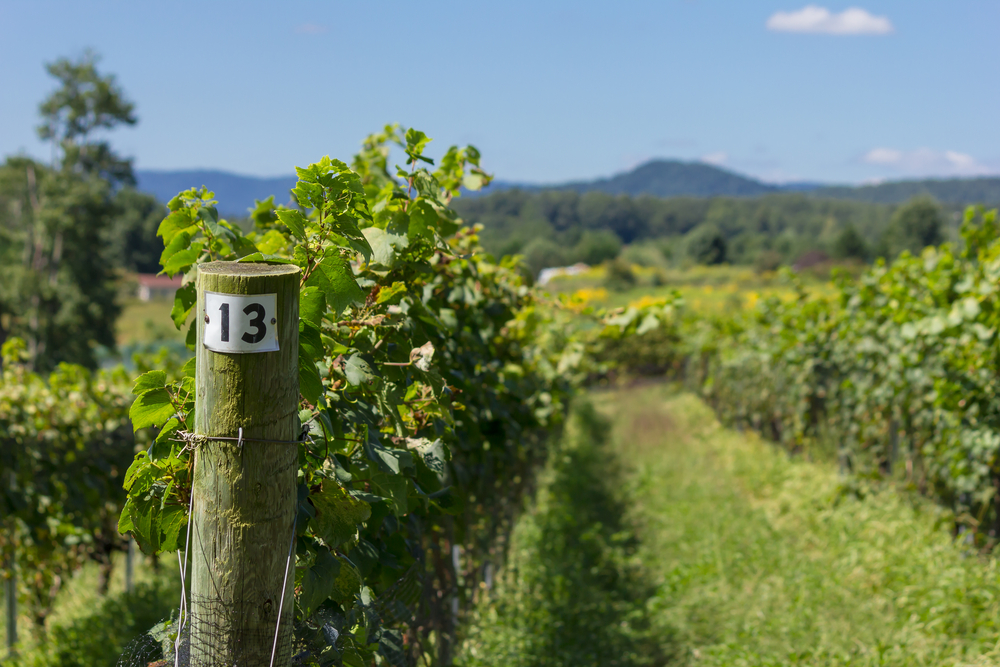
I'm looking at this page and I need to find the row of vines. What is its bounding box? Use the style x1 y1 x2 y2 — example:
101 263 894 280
681 206 1000 545
2 126 651 666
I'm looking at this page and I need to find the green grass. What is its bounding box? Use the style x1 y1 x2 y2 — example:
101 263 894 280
604 385 1000 666
2 551 179 667
457 400 678 666
115 299 180 346
462 385 1000 666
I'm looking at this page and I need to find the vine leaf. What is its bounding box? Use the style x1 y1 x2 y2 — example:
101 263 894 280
345 354 378 387
309 482 372 549
300 287 326 328
131 370 167 395
306 253 365 317
170 283 196 329
129 388 175 431
276 209 308 239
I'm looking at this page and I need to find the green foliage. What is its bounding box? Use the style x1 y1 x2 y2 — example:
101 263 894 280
0 337 146 631
0 157 123 369
37 50 137 186
831 223 868 260
675 206 1000 544
0 52 139 370
684 223 727 265
603 257 638 291
120 126 582 665
882 195 945 258
11 580 178 667
108 187 167 274
574 229 622 265
454 190 897 268
594 293 684 375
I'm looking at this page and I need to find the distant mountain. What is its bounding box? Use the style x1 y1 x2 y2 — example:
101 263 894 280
811 177 1000 206
135 170 296 216
560 159 779 198
466 160 779 199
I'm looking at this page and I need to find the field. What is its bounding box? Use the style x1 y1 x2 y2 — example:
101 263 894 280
115 299 181 346
542 264 840 313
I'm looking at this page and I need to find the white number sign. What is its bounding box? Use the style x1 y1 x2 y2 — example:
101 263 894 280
203 292 279 353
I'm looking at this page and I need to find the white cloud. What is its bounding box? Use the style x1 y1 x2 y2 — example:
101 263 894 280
700 152 728 166
767 6 893 35
863 147 903 165
295 23 329 34
861 147 997 177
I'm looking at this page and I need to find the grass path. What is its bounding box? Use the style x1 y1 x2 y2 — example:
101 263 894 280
461 385 1000 666
604 385 1000 666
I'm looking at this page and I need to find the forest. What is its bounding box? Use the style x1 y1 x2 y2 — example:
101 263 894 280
452 187 955 276
5 54 1000 667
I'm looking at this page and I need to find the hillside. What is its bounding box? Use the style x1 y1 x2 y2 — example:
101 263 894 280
560 159 779 197
813 176 1000 206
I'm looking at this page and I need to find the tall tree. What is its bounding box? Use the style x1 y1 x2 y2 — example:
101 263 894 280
37 50 137 185
0 53 136 370
882 196 945 258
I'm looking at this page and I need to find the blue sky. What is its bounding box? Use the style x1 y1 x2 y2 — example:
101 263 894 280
1 1 997 185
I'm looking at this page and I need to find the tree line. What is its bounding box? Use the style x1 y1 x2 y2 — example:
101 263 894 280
453 187 958 276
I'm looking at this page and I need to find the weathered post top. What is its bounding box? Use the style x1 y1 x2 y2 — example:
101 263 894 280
190 261 301 667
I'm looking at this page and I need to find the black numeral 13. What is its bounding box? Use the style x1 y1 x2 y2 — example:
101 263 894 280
218 302 266 344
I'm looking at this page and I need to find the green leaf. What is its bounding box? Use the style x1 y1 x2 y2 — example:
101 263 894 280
185 317 197 350
158 504 187 552
123 454 155 494
345 354 378 387
462 172 485 191
276 209 308 239
150 418 181 461
300 548 341 617
309 482 372 549
306 253 365 318
370 471 411 515
162 247 201 276
299 348 324 405
118 499 135 535
132 370 167 395
157 210 192 245
376 282 407 305
300 320 324 360
159 229 193 267
129 389 176 431
362 227 407 269
170 283 197 330
300 287 326 328
368 445 414 475
404 128 432 161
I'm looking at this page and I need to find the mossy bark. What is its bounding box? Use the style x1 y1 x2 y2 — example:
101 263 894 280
190 262 300 667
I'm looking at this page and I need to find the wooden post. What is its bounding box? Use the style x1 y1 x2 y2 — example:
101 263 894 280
189 262 300 667
4 554 15 659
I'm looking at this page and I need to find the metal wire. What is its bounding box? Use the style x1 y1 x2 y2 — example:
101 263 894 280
175 451 196 667
269 512 298 667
